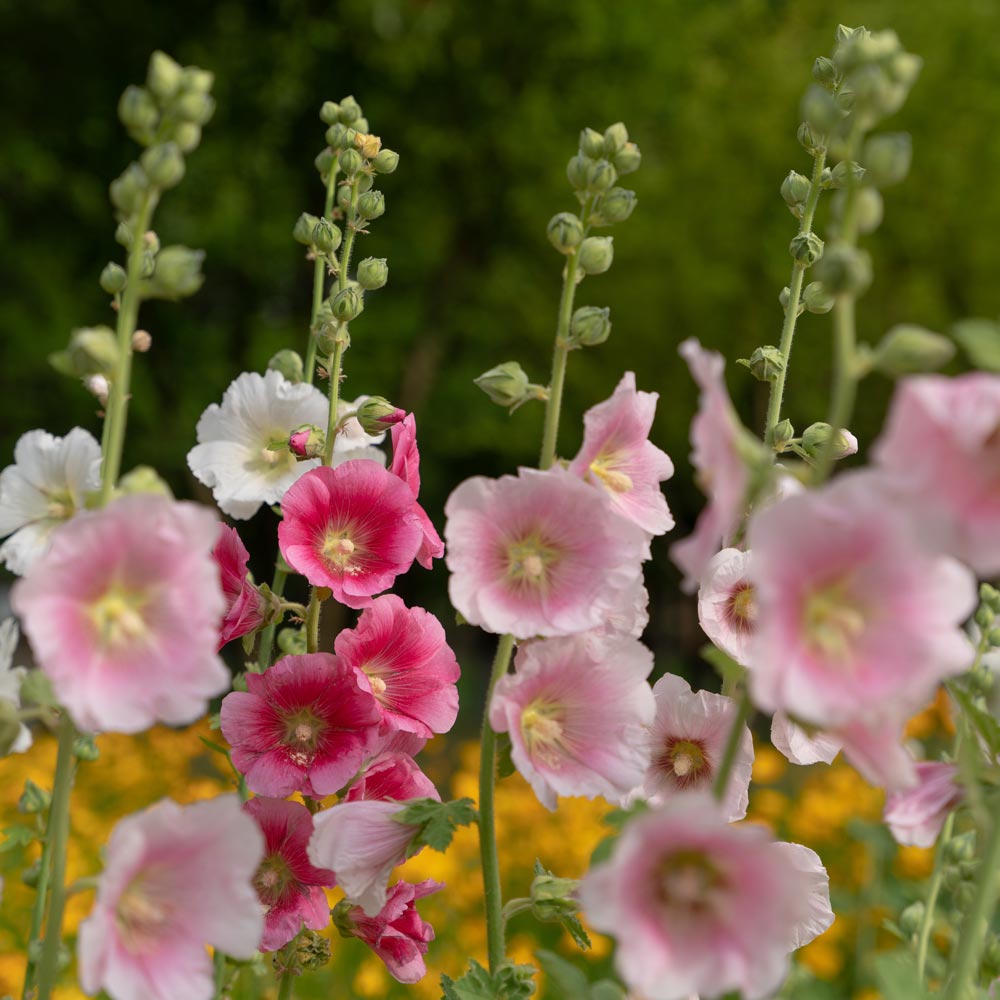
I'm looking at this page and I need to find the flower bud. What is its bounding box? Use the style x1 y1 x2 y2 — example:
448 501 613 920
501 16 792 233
899 901 925 936
354 118 370 135
21 860 41 888
568 306 611 348
813 244 871 294
780 171 811 208
801 422 858 460
547 213 584 253
296 930 332 971
603 122 629 157
173 122 202 153
278 626 308 656
115 222 133 249
330 286 364 322
833 187 883 235
613 142 642 175
139 245 205 301
262 350 303 385
737 346 785 383
889 51 923 88
585 159 617 194
772 418 795 452
118 85 158 137
598 187 637 224
311 218 343 255
789 232 824 265
320 101 341 125
332 898 357 937
139 250 157 279
778 286 792 312
293 212 320 246
179 66 214 94
174 91 216 126
355 396 406 434
289 424 326 460
357 190 385 221
323 123 348 151
84 374 110 405
863 132 912 187
354 132 382 159
872 324 955 376
338 95 362 123
335 184 353 214
357 257 389 290
579 127 605 159
796 122 822 155
100 262 127 295
356 172 374 194
982 583 1000 614
828 160 865 190
338 147 363 178
73 734 100 761
0 701 22 757
474 361 530 407
801 83 842 133
49 326 119 379
812 56 837 88
147 50 183 101
803 281 835 314
131 329 152 352
117 466 173 498
140 142 185 190
577 236 614 275
373 148 400 174
976 604 996 631
530 870 581 923
110 163 150 216
566 154 590 191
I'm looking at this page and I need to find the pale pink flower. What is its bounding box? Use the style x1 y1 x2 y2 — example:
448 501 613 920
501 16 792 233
489 634 655 810
579 796 832 1000
213 524 267 649
334 595 460 738
278 462 423 609
834 714 922 791
243 796 337 952
872 372 1000 575
593 576 650 640
344 752 440 803
639 673 753 822
77 796 264 1000
697 547 756 667
390 415 444 569
309 799 419 916
568 371 675 535
12 496 228 733
884 761 962 847
770 715 841 766
670 340 753 591
337 879 442 983
445 466 649 638
220 653 381 798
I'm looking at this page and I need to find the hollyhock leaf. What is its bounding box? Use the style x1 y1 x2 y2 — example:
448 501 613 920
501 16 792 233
953 318 1000 372
396 797 478 853
589 984 627 1000
873 952 933 1000
949 682 1000 756
534 950 589 995
699 644 747 689
1 825 36 851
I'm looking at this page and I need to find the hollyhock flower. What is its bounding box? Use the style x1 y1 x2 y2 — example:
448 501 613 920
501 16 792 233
220 653 381 798
872 372 1000 575
336 879 442 983
445 466 649 638
278 463 423 609
697 547 756 667
639 673 753 822
187 370 329 519
670 340 756 591
0 619 31 754
77 796 264 1000
489 634 655 810
0 427 101 574
579 796 832 1000
591 576 650 640
334 595 460 737
770 714 841 766
213 524 268 649
243 796 337 952
12 496 228 733
390 414 444 569
834 714 922 792
344 752 440 803
309 799 419 916
884 761 962 847
568 371 675 535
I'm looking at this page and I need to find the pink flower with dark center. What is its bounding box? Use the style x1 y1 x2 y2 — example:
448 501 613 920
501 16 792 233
579 796 832 1000
278 462 423 609
445 466 649 638
334 595 460 738
770 714 841 766
11 495 228 733
639 673 754 822
390 415 444 569
213 524 267 649
884 760 962 848
243 796 337 952
336 879 443 983
568 371 675 536
220 653 381 798
77 796 264 1000
490 634 655 810
344 752 440 803
697 547 756 667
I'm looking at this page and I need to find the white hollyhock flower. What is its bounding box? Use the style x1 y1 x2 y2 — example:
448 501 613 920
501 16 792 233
0 428 102 574
0 619 31 754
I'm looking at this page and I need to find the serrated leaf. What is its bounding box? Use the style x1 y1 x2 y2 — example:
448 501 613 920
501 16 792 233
494 962 536 999
0 824 37 852
535 949 588 997
558 912 591 950
949 683 1000 755
441 959 536 1000
953 318 1000 372
397 797 478 853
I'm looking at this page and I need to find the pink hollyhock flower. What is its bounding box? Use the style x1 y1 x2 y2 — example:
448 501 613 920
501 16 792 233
872 372 1000 576
278 462 423 609
213 524 268 649
309 799 419 916
334 595 460 738
77 796 264 1000
11 496 228 733
336 879 443 983
568 371 675 535
344 752 440 803
243 796 337 952
579 796 832 1000
770 714 841 766
390 415 444 569
884 761 962 847
639 673 753 822
220 653 381 798
670 340 755 591
445 466 649 638
697 547 756 667
490 634 655 809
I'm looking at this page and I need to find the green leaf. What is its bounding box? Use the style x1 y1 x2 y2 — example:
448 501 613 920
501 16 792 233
872 951 933 1000
496 731 516 780
953 318 1000 372
397 797 478 853
535 950 588 997
699 644 746 693
589 984 626 1000
0 824 38 852
198 735 232 758
949 682 1000 755
442 959 536 1000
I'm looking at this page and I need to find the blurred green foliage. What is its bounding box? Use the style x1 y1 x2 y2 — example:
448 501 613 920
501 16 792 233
2 0 999 676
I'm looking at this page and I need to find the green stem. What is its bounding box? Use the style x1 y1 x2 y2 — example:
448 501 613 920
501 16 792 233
813 292 857 484
501 898 533 926
304 167 340 385
712 688 751 800
763 147 828 446
255 565 288 672
916 811 956 982
479 632 516 973
213 951 227 999
21 814 54 999
305 591 321 654
276 970 296 1000
322 338 346 466
338 179 360 294
33 714 77 1000
538 258 577 470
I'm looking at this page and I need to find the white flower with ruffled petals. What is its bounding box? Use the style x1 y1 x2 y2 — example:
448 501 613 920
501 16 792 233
0 619 31 754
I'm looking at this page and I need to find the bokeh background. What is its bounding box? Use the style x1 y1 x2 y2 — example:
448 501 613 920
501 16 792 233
1 0 998 996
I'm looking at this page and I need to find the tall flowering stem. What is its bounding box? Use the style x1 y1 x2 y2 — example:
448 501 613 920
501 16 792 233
916 811 955 981
304 166 340 386
710 688 751 801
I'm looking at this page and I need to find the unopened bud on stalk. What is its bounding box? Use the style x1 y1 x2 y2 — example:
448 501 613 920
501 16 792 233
899 901 925 936
357 190 385 220
872 324 955 376
118 85 158 136
981 584 1000 614
100 262 127 295
50 327 120 379
803 281 835 314
139 142 185 190
110 163 150 216
330 286 364 323
174 91 215 126
118 466 173 498
293 212 320 245
772 419 795 452
737 346 785 383
338 148 363 178
577 236 614 275
568 306 612 347
801 422 858 459
801 84 842 133
289 425 326 460
781 171 811 209
147 50 183 101
338 95 362 124
84 374 110 405
173 122 202 154
325 123 350 149
355 396 406 434
585 159 617 194
311 218 343 255
566 154 590 191
789 232 824 265
356 172 374 195
579 127 605 159
797 122 822 154
812 56 838 89
474 362 531 408
813 244 871 294
373 148 399 174
320 101 341 125
598 187 637 224
613 142 642 175
863 132 912 187
828 160 865 189
142 246 205 300
547 213 584 253
530 870 582 922
131 330 152 352
268 349 304 383
73 733 100 761
296 930 332 971
357 257 389 290
603 122 629 157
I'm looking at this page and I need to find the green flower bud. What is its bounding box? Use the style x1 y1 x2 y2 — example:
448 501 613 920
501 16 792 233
976 604 996 631
325 123 350 149
179 66 214 94
373 148 400 174
797 122 822 154
872 324 955 376
147 50 183 101
315 148 336 175
812 56 837 89
117 466 174 499
140 142 185 190
863 132 912 187
613 142 642 175
828 160 865 190
296 929 332 971
293 212 320 245
982 583 1000 613
21 859 41 889
278 626 307 656
115 222 133 249
0 701 22 756
772 418 795 452
579 127 605 159
355 396 405 435
73 733 100 761
338 95 362 123
109 163 150 216
603 122 629 157
780 171 811 208
268 349 304 383
530 870 582 922
474 361 530 407
20 671 55 708
336 184 352 214
332 898 357 937
311 218 343 255
174 91 215 126
889 51 923 88
357 190 386 221
356 172 374 195
789 232 824 265
813 243 871 294
598 187 637 224
357 257 389 290
546 212 584 253
801 84 842 133
568 306 612 347
139 250 157 279
100 262 127 295
778 286 792 312
566 153 590 191
118 85 158 137
577 236 614 275
737 346 785 383
899 901 925 936
833 187 883 235
586 159 617 194
955 882 978 912
803 281 835 314
173 122 202 153
801 422 858 460
354 117 370 134
288 424 326 460
320 101 341 125
330 286 364 323
141 245 206 301
338 147 363 178
49 326 119 379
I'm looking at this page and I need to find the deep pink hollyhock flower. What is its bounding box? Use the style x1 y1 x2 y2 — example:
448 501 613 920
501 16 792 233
568 371 675 536
243 796 337 952
884 761 962 848
369 728 429 760
309 800 419 916
11 495 228 734
390 415 444 569
445 466 649 638
213 524 267 649
334 595 460 738
490 634 655 810
872 372 1000 576
278 462 423 609
639 673 754 822
770 714 841 766
579 796 832 1000
697 547 756 667
220 653 381 798
338 879 443 983
77 796 264 1000
344 752 440 803
670 339 753 591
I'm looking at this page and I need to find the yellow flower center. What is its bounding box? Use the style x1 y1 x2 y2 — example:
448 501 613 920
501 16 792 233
589 454 633 494
658 850 723 914
804 579 867 663
656 738 708 789
44 489 75 521
90 587 148 650
368 675 387 697
321 531 357 569
116 879 170 952
506 535 559 587
726 583 757 633
521 700 568 769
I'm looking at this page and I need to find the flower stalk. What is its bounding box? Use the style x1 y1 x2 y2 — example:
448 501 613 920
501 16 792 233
304 166 340 386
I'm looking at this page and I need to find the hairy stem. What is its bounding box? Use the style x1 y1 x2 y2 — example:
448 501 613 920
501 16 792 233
304 166 340 385
255 565 288 672
711 688 751 800
916 811 956 982
305 591 321 654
